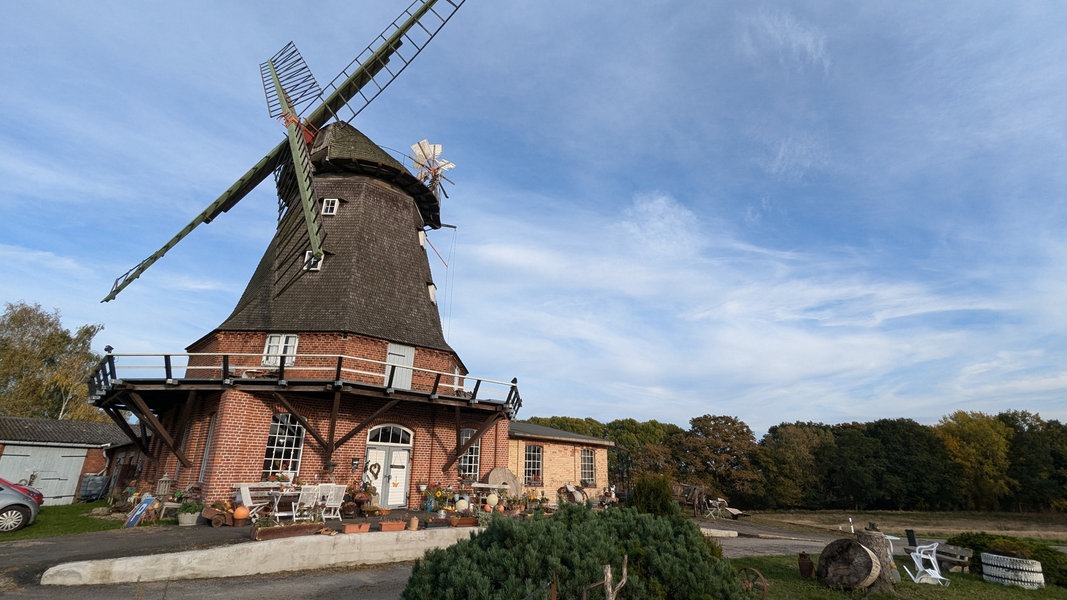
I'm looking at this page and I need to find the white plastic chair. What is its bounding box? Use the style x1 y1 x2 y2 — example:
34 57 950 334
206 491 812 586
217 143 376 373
292 484 321 522
902 542 951 586
321 484 346 521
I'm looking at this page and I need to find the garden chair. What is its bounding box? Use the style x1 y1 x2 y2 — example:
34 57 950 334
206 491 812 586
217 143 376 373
902 542 950 586
237 484 269 519
292 484 322 522
703 497 727 519
321 484 346 521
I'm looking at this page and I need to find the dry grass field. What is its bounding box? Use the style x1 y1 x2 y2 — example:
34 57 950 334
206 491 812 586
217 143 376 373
748 510 1067 543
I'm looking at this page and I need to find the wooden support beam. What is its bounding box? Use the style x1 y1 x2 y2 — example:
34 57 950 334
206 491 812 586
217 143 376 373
442 412 504 473
271 392 328 450
335 398 401 448
128 392 193 468
102 403 150 455
325 390 341 466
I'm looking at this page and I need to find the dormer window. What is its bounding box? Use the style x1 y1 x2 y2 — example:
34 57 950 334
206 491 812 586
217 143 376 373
321 198 339 215
303 251 322 271
418 230 427 248
427 282 437 304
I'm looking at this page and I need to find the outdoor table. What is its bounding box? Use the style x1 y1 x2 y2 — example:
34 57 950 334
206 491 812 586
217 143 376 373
268 488 301 519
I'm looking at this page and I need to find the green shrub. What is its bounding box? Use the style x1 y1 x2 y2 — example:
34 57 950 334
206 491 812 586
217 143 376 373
946 531 1067 587
402 504 745 600
626 474 681 517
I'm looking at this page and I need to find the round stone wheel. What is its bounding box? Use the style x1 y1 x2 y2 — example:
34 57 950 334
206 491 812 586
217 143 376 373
485 467 520 496
981 553 1045 589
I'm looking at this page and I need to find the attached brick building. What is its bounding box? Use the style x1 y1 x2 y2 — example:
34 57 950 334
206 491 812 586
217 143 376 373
508 421 613 498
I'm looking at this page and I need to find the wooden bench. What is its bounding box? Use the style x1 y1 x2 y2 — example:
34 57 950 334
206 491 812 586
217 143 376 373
903 529 972 573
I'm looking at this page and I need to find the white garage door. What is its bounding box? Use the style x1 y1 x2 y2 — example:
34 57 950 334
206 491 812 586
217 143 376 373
0 445 87 505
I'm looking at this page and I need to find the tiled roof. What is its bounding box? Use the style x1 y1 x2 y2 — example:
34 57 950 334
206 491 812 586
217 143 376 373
0 416 130 447
509 421 615 447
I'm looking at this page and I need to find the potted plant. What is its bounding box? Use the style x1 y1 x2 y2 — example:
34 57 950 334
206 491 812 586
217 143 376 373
177 501 203 526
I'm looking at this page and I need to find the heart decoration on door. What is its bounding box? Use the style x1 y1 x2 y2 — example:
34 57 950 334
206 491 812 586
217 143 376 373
368 462 381 478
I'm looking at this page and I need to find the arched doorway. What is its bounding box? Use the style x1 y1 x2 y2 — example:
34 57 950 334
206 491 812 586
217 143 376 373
364 424 413 508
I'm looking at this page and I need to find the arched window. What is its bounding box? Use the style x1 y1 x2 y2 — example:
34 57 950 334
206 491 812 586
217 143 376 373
367 424 412 446
458 428 480 482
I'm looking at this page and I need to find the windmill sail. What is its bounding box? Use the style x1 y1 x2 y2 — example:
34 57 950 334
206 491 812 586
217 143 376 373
103 0 465 302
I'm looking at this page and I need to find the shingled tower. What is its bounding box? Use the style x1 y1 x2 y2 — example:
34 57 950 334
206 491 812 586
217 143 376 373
218 122 454 357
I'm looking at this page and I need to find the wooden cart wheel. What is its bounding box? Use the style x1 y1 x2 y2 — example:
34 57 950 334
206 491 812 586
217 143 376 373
738 567 768 599
211 513 227 527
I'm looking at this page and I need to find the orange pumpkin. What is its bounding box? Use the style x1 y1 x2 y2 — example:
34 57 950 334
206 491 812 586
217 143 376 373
233 505 251 520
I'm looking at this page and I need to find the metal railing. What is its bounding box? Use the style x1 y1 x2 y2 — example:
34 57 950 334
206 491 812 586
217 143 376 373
89 351 521 416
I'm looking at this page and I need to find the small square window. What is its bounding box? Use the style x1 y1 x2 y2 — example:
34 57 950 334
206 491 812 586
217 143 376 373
321 198 339 215
303 251 322 271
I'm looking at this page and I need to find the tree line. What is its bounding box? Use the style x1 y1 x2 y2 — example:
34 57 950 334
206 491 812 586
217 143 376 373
525 410 1067 512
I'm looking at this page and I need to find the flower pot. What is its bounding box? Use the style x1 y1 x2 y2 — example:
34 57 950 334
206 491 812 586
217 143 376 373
448 516 478 527
379 521 406 532
177 512 199 526
342 522 370 534
251 523 323 541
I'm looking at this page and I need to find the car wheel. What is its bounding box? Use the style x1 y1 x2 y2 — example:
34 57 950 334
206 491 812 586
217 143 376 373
0 506 29 532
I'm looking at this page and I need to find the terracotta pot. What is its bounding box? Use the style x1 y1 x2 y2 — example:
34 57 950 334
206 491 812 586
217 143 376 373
342 522 370 534
448 516 478 527
379 521 406 532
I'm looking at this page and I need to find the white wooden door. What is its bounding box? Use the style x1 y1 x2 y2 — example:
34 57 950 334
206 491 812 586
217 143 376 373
364 447 387 502
385 449 410 506
384 343 414 390
0 445 86 505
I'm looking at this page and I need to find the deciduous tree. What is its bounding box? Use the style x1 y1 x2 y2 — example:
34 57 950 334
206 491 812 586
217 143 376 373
936 411 1013 510
756 422 833 509
674 414 759 500
0 301 105 421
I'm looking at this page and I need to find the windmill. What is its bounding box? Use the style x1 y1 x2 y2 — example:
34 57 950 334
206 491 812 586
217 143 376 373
410 139 455 200
103 0 465 302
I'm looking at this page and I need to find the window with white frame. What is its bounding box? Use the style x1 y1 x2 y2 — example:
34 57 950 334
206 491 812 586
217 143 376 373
524 444 543 486
321 198 339 215
262 333 298 367
261 413 305 480
303 251 322 271
458 428 480 482
581 448 596 487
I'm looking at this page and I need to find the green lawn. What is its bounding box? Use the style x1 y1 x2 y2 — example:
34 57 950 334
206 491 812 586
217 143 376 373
2 500 127 541
730 555 1067 599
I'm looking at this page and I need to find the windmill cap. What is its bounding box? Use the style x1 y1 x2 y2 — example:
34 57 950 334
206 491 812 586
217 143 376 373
310 122 441 229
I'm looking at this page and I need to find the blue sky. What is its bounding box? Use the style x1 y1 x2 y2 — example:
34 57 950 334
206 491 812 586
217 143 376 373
3 1 1067 436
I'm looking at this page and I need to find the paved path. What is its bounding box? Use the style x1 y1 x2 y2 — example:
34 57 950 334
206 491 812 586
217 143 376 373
0 516 843 598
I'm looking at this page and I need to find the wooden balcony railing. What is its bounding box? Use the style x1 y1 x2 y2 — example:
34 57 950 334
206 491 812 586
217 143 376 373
88 351 521 417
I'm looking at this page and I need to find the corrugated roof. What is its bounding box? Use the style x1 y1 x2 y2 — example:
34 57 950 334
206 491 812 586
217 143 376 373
509 421 615 447
0 416 130 447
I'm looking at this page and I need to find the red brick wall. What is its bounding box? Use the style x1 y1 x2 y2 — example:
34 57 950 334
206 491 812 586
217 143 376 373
154 387 512 507
187 330 465 392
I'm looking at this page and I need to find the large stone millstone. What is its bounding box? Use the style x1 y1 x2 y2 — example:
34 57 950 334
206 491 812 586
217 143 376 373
816 538 881 590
